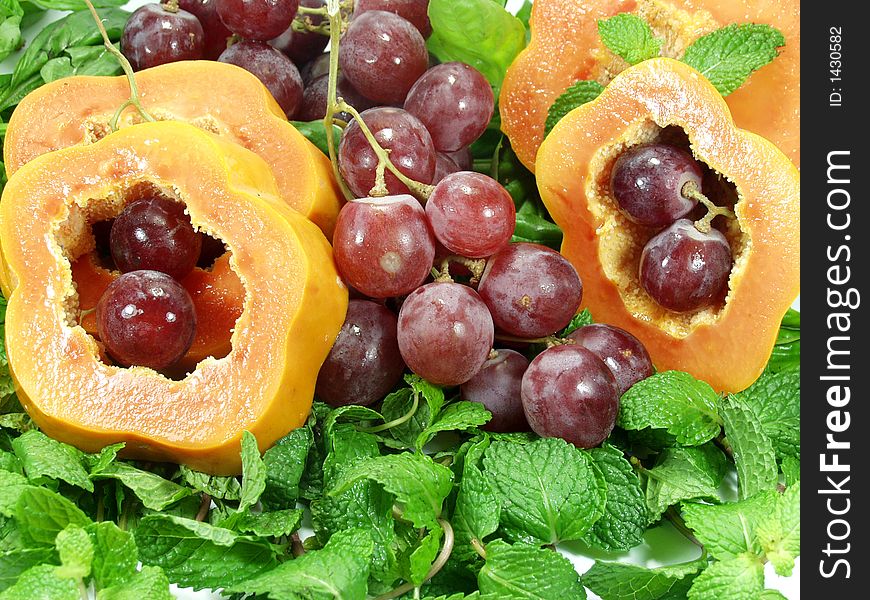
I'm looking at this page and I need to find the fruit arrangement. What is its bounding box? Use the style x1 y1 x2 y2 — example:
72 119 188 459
0 1 799 599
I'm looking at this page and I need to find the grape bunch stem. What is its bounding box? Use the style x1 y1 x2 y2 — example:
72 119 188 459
682 181 736 233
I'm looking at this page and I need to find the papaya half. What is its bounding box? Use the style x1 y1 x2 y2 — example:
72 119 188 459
0 121 348 474
536 58 799 392
500 0 800 171
3 60 343 236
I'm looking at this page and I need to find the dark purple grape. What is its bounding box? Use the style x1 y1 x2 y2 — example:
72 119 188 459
354 0 432 37
218 41 304 118
404 62 494 152
426 172 515 259
216 0 299 41
301 51 331 83
332 194 435 298
110 196 202 280
639 219 732 312
432 152 461 184
96 270 197 370
460 349 530 432
316 300 405 406
297 74 375 122
397 282 494 386
478 243 583 338
179 0 233 59
269 0 328 64
339 10 428 104
521 345 619 448
567 324 654 396
338 107 436 198
611 144 703 227
122 4 205 71
444 147 472 171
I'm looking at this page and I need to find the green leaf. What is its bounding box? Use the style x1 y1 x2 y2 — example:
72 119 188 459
583 444 646 551
0 0 23 64
780 455 800 487
96 565 172 600
0 546 56 592
756 482 800 576
237 431 266 513
85 443 125 474
543 80 604 138
681 24 785 96
133 514 278 590
0 413 29 432
618 371 723 445
597 14 661 65
381 387 430 448
407 374 446 419
643 444 726 522
228 528 373 600
85 521 137 589
427 0 526 95
0 451 21 474
55 526 93 580
720 396 778 500
687 554 765 600
681 491 779 560
89 462 191 511
511 199 563 249
323 404 383 440
558 309 594 337
483 437 606 545
478 539 586 599
290 121 342 157
0 470 28 517
453 439 500 557
23 0 128 8
261 425 312 510
12 430 93 492
407 526 443 586
582 557 706 600
416 401 492 450
39 42 122 83
178 466 242 501
0 564 79 600
735 367 800 460
14 487 91 547
232 508 304 538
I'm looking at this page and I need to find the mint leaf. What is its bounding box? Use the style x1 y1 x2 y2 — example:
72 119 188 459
416 401 491 450
407 374 446 418
453 438 499 559
0 413 30 432
427 0 526 95
0 546 55 592
0 470 28 517
598 14 661 65
720 396 778 500
382 387 431 448
643 445 726 522
681 24 785 96
618 371 723 445
290 121 342 157
0 1 23 69
84 443 124 474
558 309 594 337
96 565 171 600
735 367 800 460
687 554 765 600
12 430 93 492
407 526 442 586
233 508 304 538
262 425 312 510
582 557 706 600
90 462 191 511
543 81 604 137
0 564 79 600
584 444 645 551
0 451 21 474
134 514 278 590
483 437 606 545
756 482 800 576
237 431 266 513
229 528 373 600
323 405 383 440
86 521 137 589
178 466 242 501
780 455 800 487
681 491 779 560
330 452 453 530
767 311 800 373
55 526 93 580
15 487 91 546
478 539 586 599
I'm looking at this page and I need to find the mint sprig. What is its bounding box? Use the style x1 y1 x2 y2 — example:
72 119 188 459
598 13 662 66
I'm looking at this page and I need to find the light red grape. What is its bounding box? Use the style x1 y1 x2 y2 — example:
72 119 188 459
460 349 529 432
354 0 432 37
269 0 328 64
218 41 304 118
122 4 205 71
567 324 654 396
216 0 299 41
178 0 232 59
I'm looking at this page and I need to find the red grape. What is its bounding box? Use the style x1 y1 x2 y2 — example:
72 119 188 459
397 282 494 386
404 62 494 152
567 324 654 396
178 0 232 59
338 107 436 198
96 270 197 370
432 152 461 184
316 300 405 407
444 147 472 171
301 51 331 83
339 10 428 104
216 0 299 41
218 41 304 118
426 171 515 259
460 349 529 432
332 194 435 298
297 74 375 122
611 144 703 227
477 243 583 338
110 195 202 280
121 4 205 71
639 219 732 312
521 345 619 448
269 0 328 64
354 0 432 37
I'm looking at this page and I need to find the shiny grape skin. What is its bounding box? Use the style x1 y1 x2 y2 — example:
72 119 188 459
404 62 494 152
96 270 197 371
121 4 205 71
444 147 472 171
426 171 515 259
339 10 428 104
297 74 376 122
639 219 732 313
316 300 406 407
178 0 232 59
610 144 703 227
218 41 304 118
110 196 202 281
521 345 619 448
338 107 436 198
567 324 654 396
269 0 328 64
215 0 299 41
460 349 530 432
432 152 461 184
477 243 584 338
332 194 436 298
397 282 494 386
354 0 432 37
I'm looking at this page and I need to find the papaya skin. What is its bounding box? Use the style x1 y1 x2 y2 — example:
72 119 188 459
536 58 800 393
0 121 348 475
500 0 800 171
3 60 343 237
